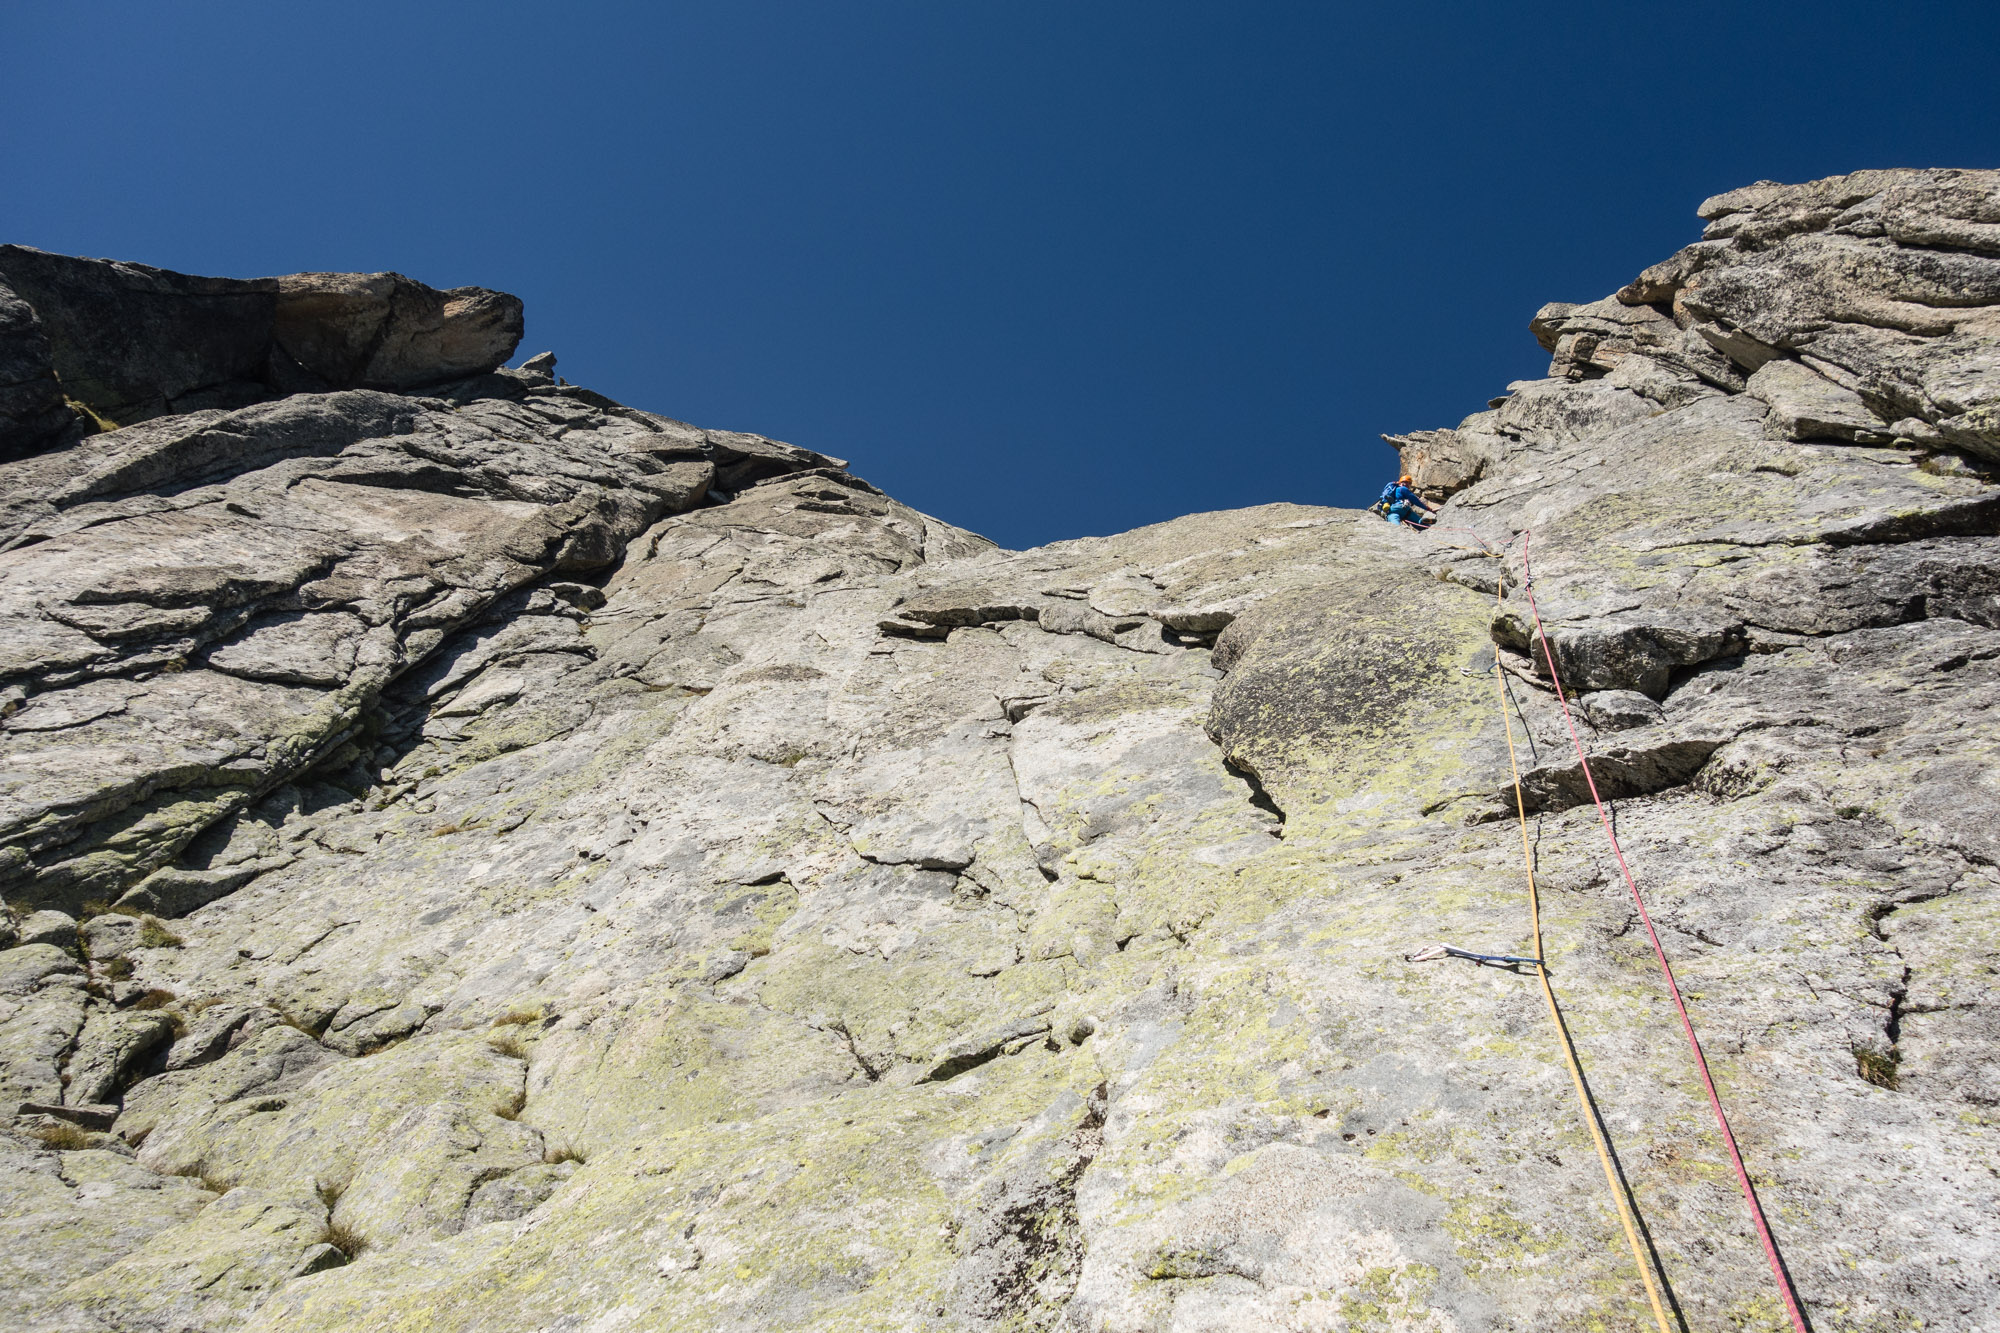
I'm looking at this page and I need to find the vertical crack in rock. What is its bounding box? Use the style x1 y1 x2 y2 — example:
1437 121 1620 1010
949 1084 1106 1329
823 1018 883 1083
1223 758 1287 830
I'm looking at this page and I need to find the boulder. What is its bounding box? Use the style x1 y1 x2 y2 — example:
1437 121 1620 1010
1382 426 1494 495
14 912 76 951
273 271 523 390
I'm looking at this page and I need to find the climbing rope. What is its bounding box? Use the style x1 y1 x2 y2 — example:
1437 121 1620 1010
1517 529 1811 1333
1424 524 1498 553
1489 567 1677 1333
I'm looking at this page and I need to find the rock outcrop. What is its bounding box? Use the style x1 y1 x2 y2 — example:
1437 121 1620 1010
2 171 1997 1333
0 246 523 447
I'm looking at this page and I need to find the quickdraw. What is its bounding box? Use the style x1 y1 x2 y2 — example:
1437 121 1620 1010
1403 943 1544 968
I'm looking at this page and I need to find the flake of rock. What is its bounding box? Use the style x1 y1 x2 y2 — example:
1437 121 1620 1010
163 1004 266 1072
895 581 1044 628
272 270 522 390
114 858 290 917
289 1241 348 1277
64 1008 175 1106
49 1185 333 1330
203 611 367 687
1747 357 1896 442
0 944 82 997
1578 689 1665 730
77 913 141 960
462 1160 576 1227
1153 606 1236 635
16 1099 118 1129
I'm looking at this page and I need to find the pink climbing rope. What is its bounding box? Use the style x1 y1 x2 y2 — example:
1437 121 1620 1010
1517 528 1811 1333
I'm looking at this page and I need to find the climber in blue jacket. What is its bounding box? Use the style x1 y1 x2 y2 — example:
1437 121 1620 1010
1376 475 1438 529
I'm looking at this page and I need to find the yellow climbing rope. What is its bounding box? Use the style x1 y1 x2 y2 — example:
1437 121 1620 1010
1491 571 1676 1333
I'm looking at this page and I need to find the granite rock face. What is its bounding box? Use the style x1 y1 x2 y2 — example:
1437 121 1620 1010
3 172 1998 1333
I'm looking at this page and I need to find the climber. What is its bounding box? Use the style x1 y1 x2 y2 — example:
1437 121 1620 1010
1375 475 1438 529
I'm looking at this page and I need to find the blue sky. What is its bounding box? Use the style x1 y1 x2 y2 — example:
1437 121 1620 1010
5 2 1998 547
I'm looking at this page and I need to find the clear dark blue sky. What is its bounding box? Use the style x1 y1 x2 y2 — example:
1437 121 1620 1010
5 3 1997 547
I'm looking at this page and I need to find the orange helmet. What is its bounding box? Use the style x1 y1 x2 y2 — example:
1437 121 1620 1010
1399 474 1413 484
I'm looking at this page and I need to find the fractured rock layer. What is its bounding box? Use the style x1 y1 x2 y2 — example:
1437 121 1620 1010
2 170 1998 1332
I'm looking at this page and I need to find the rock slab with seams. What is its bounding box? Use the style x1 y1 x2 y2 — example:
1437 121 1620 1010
2 171 1998 1333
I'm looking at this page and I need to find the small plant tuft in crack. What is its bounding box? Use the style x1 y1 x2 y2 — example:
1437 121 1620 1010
175 1164 234 1194
30 1122 91 1151
321 1221 369 1258
138 916 184 949
1856 983 1908 1089
487 1031 529 1061
1854 1043 1901 1089
77 900 137 922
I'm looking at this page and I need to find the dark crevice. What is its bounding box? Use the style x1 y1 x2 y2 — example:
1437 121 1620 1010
1223 759 1285 830
922 1017 1055 1085
827 828 973 875
924 1045 1009 1085
826 1019 882 1083
1494 667 1545 767
1662 653 1745 698
1855 987 1906 1090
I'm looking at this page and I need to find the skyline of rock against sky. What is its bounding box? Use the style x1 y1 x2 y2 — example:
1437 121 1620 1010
8 3 2000 548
